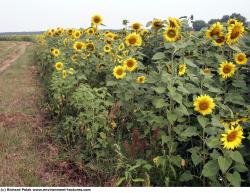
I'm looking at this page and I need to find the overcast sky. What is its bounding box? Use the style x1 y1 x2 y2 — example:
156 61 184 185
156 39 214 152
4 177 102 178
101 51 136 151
0 0 249 32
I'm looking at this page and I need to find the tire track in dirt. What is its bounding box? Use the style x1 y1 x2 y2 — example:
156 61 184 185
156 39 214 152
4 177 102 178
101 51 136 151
0 42 32 74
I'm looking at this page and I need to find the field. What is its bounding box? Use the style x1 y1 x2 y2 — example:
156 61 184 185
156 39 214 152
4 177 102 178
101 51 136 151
0 16 250 187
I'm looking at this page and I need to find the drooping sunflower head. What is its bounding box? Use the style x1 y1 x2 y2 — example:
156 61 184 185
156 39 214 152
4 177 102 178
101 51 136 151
55 62 63 71
226 21 245 44
163 27 180 42
221 125 244 150
131 22 142 31
168 17 181 28
123 57 138 72
52 49 60 57
152 19 164 30
125 33 142 47
193 94 215 116
219 61 236 79
113 65 126 79
212 34 225 46
178 63 187 76
103 45 112 53
136 75 146 84
234 52 248 65
73 41 85 52
206 22 223 39
91 14 103 25
73 30 81 39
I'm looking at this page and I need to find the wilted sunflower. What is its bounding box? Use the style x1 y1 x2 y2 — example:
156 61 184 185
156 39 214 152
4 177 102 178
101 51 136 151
227 18 237 26
221 125 244 150
91 14 103 25
118 43 125 51
125 33 142 47
113 65 126 79
226 21 245 44
152 19 164 30
168 17 181 28
86 42 95 52
163 27 180 42
212 34 225 46
73 30 81 39
206 22 223 39
123 58 138 72
52 49 60 57
55 62 63 71
136 75 146 83
103 45 112 53
178 64 187 76
219 61 236 79
234 52 248 65
131 22 142 31
193 95 215 116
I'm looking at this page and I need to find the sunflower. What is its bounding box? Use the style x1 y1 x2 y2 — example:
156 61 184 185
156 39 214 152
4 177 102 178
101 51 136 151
227 18 237 26
125 33 142 47
50 48 55 53
226 21 245 44
113 65 126 79
63 39 68 46
123 50 129 56
206 22 223 39
178 64 187 76
86 28 95 35
221 125 244 150
62 70 68 79
131 22 142 31
68 68 75 75
212 34 225 46
123 57 138 72
91 14 103 25
52 49 60 57
86 42 95 52
71 54 78 62
136 75 145 83
55 62 63 71
168 17 181 28
234 52 247 65
67 29 74 36
163 27 180 42
152 19 164 30
118 43 125 51
73 30 81 39
103 45 112 53
140 29 149 36
219 61 236 79
193 95 215 116
73 42 85 52
203 67 211 75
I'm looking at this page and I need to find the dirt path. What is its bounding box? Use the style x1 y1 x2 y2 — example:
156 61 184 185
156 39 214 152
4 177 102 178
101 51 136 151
0 42 31 73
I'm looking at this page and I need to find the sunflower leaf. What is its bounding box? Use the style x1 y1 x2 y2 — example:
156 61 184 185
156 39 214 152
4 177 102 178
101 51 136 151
218 156 232 173
230 151 245 164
